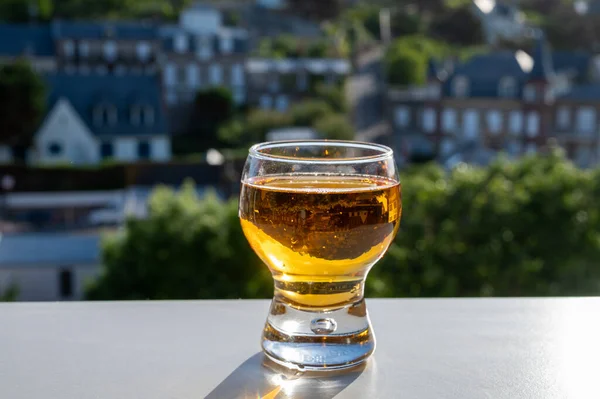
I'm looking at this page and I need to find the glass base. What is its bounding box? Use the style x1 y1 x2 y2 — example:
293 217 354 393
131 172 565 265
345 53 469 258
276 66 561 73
261 298 376 371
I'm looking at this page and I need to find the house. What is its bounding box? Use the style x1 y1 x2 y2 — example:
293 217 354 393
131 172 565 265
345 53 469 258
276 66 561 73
0 23 56 72
51 20 161 75
246 58 350 112
34 73 170 165
471 0 534 45
242 3 322 40
0 233 101 301
160 4 249 133
387 35 600 168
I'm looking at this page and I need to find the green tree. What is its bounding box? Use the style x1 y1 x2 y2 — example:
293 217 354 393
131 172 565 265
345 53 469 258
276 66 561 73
245 109 293 143
184 86 235 150
290 100 334 127
385 46 427 86
313 113 355 140
368 149 600 298
430 5 485 46
86 182 272 300
0 60 46 161
313 82 348 113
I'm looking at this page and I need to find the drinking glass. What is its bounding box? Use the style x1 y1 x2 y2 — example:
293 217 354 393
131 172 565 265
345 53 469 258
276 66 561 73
239 140 402 371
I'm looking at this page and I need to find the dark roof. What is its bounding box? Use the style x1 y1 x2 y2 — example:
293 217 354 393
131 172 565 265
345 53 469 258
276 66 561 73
51 20 157 40
0 24 55 56
0 233 100 267
552 51 590 79
444 52 528 97
559 84 600 100
45 73 168 137
529 36 554 80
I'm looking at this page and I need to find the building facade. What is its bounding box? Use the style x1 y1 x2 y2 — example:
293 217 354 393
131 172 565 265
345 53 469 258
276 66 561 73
388 37 600 168
246 58 350 112
0 233 101 301
160 4 249 133
34 73 170 165
52 21 161 76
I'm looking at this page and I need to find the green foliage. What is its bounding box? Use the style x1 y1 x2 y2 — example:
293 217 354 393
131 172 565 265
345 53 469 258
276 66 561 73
86 181 272 300
90 151 600 300
0 284 19 302
369 149 600 297
290 100 334 127
0 0 53 22
245 109 293 143
313 113 355 140
176 87 235 153
385 46 427 86
0 60 46 161
256 35 341 59
430 5 485 46
313 82 348 113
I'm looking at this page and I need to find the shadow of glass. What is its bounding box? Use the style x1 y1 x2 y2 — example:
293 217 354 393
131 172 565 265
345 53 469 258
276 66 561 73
204 352 368 399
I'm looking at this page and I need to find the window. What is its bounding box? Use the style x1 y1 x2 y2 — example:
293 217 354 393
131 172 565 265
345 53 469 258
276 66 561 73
297 72 308 91
441 108 456 132
103 41 118 62
63 40 75 58
275 95 289 112
209 64 222 85
422 108 436 133
233 87 245 104
576 107 596 135
556 106 571 129
440 139 455 156
525 143 537 155
463 109 480 139
100 142 113 158
138 141 151 159
499 77 517 98
269 76 280 93
137 41 151 62
526 112 540 137
452 76 469 98
166 90 177 106
47 142 62 156
524 84 536 102
175 34 189 53
394 106 410 128
259 95 273 109
164 63 177 86
506 140 522 156
576 147 592 168
487 110 503 135
79 41 90 57
187 63 200 88
509 111 523 135
94 105 117 127
231 64 244 86
59 269 73 299
197 35 213 60
220 35 233 54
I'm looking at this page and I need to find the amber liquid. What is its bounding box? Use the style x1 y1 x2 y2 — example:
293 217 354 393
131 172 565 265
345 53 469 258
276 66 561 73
240 174 402 308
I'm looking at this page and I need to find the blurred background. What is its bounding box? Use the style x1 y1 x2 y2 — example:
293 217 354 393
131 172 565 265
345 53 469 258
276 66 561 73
1 0 600 302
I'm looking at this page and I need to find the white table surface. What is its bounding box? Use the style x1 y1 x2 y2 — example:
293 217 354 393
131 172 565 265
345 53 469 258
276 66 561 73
1 298 599 399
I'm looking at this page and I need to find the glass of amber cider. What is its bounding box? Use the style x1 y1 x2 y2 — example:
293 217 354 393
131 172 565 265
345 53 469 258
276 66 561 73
239 140 402 371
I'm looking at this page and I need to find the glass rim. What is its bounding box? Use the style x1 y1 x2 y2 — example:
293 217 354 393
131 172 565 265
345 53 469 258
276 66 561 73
248 140 394 164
